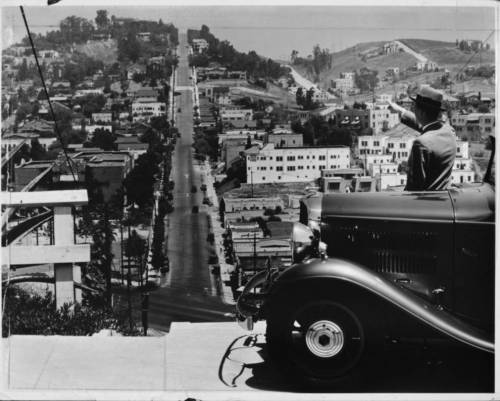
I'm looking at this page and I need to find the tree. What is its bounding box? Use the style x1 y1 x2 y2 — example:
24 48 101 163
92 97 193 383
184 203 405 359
89 128 116 151
77 203 115 306
125 230 146 261
304 87 317 110
60 16 95 44
103 76 111 94
29 139 48 160
295 87 304 107
17 58 29 81
117 31 141 62
123 152 160 208
95 10 110 32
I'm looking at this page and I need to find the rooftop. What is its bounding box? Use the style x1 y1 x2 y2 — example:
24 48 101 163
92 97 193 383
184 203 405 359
224 182 314 199
382 123 419 138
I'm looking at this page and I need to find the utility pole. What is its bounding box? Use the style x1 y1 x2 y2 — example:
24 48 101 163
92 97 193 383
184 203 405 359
253 231 257 277
251 170 254 198
127 219 132 331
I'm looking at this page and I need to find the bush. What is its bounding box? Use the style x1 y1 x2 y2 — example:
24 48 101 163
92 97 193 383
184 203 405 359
2 286 140 336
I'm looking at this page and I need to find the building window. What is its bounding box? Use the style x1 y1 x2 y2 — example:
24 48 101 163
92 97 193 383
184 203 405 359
400 143 406 148
276 166 283 171
276 156 283 161
298 155 304 160
287 156 295 161
361 141 368 146
319 155 326 161
287 166 296 171
374 141 380 146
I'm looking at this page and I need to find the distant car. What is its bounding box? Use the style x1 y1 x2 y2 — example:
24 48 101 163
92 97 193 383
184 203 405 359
177 107 181 113
192 205 199 213
200 184 207 192
202 197 212 206
191 185 197 193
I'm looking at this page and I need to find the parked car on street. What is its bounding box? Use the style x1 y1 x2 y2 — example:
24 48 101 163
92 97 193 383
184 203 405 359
192 205 199 213
237 138 495 386
191 185 197 193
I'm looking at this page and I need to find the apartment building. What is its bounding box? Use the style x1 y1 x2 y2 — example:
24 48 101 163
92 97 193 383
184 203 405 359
451 112 495 137
266 131 303 148
131 102 166 122
246 143 350 184
358 135 388 155
370 108 400 134
220 108 253 122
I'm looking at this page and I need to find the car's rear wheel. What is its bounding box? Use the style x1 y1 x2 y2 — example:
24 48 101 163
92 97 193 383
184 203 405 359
266 296 366 385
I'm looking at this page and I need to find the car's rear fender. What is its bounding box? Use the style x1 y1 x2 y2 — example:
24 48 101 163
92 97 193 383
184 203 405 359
269 258 493 353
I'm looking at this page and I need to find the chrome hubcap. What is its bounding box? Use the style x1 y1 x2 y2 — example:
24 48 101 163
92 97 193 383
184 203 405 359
305 320 344 358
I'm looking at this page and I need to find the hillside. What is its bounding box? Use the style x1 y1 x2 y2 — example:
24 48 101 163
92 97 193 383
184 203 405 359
294 38 494 91
75 39 118 65
399 39 494 70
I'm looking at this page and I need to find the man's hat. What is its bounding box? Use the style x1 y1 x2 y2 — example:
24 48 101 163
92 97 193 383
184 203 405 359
410 85 446 111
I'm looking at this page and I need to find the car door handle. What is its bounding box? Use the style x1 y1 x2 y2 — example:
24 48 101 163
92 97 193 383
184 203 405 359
461 247 478 258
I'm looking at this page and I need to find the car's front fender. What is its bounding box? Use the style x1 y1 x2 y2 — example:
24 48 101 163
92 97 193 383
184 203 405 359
270 258 493 353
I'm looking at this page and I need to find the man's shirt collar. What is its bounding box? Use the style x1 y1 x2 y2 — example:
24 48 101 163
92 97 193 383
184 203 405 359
421 120 442 133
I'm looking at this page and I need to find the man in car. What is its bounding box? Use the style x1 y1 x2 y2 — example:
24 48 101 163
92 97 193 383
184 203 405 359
389 85 456 191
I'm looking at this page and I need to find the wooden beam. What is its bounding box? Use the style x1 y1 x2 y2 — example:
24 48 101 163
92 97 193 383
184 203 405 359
1 190 88 207
1 244 90 266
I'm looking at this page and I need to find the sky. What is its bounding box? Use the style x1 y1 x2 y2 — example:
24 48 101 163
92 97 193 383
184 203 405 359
1 4 496 59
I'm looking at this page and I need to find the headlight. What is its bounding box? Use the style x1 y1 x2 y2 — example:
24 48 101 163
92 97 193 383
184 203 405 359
291 222 327 263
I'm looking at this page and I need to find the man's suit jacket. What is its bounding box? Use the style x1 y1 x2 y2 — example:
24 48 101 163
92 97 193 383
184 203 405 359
402 112 457 191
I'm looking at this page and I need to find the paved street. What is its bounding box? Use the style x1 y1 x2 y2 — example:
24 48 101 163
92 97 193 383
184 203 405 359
148 33 234 331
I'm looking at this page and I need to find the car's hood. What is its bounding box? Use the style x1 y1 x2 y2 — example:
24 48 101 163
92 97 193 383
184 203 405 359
311 191 456 222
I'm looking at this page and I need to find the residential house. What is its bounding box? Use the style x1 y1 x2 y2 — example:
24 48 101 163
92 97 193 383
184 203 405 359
192 38 209 53
114 136 149 159
136 32 151 42
92 112 113 123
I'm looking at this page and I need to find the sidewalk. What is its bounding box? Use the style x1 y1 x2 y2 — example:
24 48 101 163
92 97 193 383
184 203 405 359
2 321 271 395
201 160 236 305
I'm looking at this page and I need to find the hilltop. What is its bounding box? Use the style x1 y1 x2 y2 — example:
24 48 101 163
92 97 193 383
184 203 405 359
293 38 494 91
399 39 494 69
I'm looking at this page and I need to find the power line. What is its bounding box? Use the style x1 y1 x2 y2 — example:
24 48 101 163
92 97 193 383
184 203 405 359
19 6 77 183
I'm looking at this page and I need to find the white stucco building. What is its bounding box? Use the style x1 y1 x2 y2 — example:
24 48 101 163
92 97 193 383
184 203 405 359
131 102 166 122
246 143 350 184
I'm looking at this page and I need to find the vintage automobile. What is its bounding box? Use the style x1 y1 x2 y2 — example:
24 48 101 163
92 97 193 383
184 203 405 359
236 140 495 385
